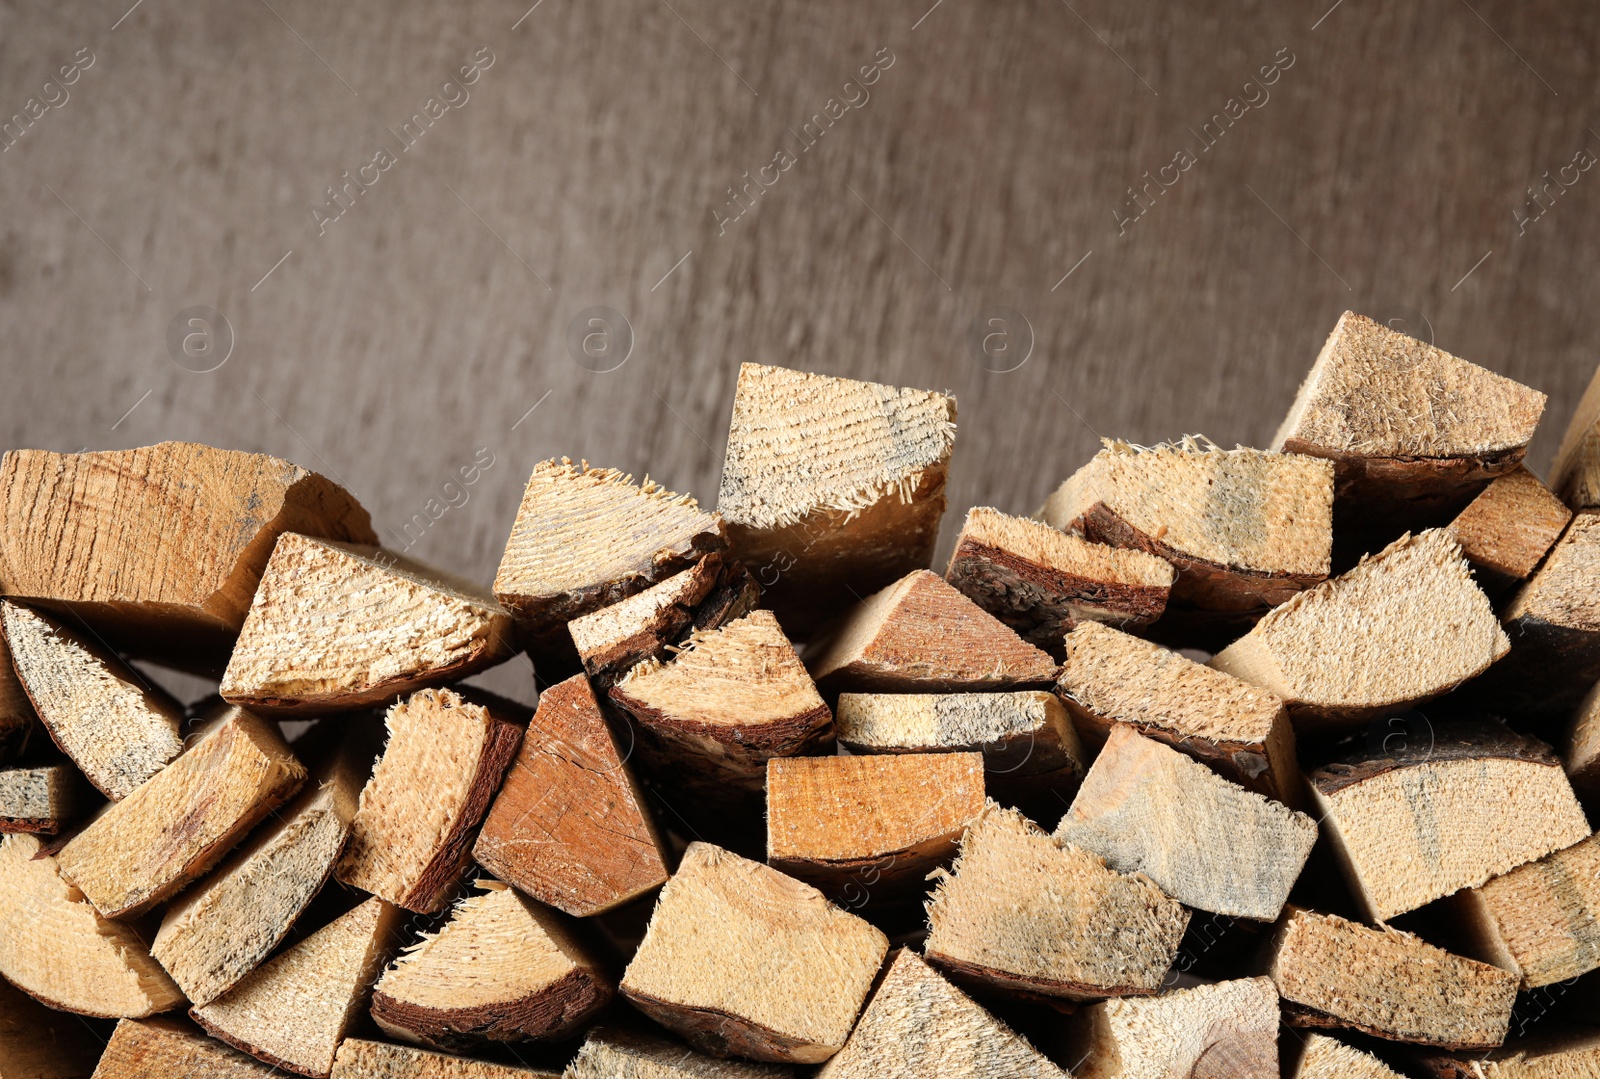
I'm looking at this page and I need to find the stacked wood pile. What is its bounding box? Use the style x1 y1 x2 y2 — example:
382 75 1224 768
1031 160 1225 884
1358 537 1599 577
6 311 1600 1077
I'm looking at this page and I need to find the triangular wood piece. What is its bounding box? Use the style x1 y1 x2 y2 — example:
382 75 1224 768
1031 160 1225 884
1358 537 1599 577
371 883 612 1050
193 896 402 1078
1067 977 1280 1079
0 833 183 1018
1418 1029 1600 1078
1446 466 1571 592
0 974 106 1078
1290 1034 1403 1079
220 534 514 714
1567 677 1600 798
566 1027 796 1078
2 601 185 798
0 627 36 762
1458 832 1600 989
0 760 95 835
808 571 1057 695
1552 358 1600 508
331 1038 561 1078
93 1017 281 1078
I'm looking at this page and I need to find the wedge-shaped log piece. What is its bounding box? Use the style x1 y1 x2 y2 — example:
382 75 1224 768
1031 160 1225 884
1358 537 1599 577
193 896 402 1078
0 761 95 834
620 842 888 1064
924 802 1187 1000
331 1038 561 1078
1290 1033 1404 1079
0 629 36 762
1056 726 1316 920
945 506 1173 654
818 949 1067 1079
766 753 985 900
716 362 956 635
1068 977 1280 1079
1210 529 1507 729
92 1017 280 1078
371 884 610 1050
1418 1029 1600 1078
1058 621 1299 803
566 1027 795 1079
0 833 183 1017
808 571 1057 695
57 705 306 919
220 534 514 714
1268 907 1517 1050
1447 467 1571 592
1307 720 1590 922
1457 832 1600 989
1567 678 1600 798
1547 357 1600 509
2 601 184 798
0 974 105 1078
338 688 523 913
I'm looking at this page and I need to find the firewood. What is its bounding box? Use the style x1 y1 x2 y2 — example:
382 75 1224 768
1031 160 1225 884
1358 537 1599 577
923 802 1188 1000
1067 977 1280 1079
1267 906 1517 1050
1446 466 1571 592
566 1027 796 1079
808 571 1057 695
0 833 183 1017
0 761 95 834
1289 1033 1404 1079
336 688 522 913
91 1016 280 1078
219 534 514 715
1306 719 1590 922
192 896 402 1078
1057 621 1300 803
818 949 1068 1079
56 705 306 919
1455 832 1600 988
944 506 1174 654
331 1038 561 1079
1417 1029 1600 1078
619 842 888 1064
1547 358 1600 509
0 629 35 763
1567 677 1600 798
1210 529 1508 729
765 753 985 900
0 974 104 1078
715 362 956 635
1055 725 1316 920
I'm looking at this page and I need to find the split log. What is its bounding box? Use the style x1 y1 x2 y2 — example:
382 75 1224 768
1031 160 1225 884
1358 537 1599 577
91 1017 280 1078
766 752 985 901
371 883 611 1050
1055 725 1316 920
715 362 957 635
1289 1033 1404 1079
1456 832 1600 988
0 833 183 1018
1306 719 1590 922
1267 906 1517 1050
193 896 402 1078
473 674 668 918
1057 621 1299 803
57 705 306 919
337 688 523 914
1067 977 1280 1079
1567 678 1600 798
808 571 1057 695
1548 357 1600 509
0 761 95 834
0 964 110 1078
566 1027 796 1078
219 534 514 714
1417 1029 1600 1078
0 628 36 762
331 1038 561 1079
619 842 888 1064
923 802 1188 1000
1446 466 1571 592
1210 529 1508 730
944 506 1173 655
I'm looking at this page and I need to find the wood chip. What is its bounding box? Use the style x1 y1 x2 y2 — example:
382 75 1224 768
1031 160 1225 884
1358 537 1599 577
565 1026 796 1079
1456 832 1600 989
331 1038 561 1079
91 1017 280 1078
1289 1033 1404 1079
1418 1028 1600 1078
1446 466 1571 591
0 761 95 834
1067 977 1280 1079
0 973 105 1078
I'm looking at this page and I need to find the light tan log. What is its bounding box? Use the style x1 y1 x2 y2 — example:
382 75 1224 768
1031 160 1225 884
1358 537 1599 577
1056 725 1316 920
91 1017 280 1078
1567 677 1600 798
337 688 523 913
220 534 514 714
715 362 957 636
620 842 888 1064
0 833 183 1018
0 762 95 834
57 705 306 919
1446 466 1571 591
1307 719 1590 922
1067 977 1281 1079
1057 621 1299 803
0 627 36 762
1268 906 1517 1051
565 1027 796 1079
1456 832 1600 988
924 802 1187 1000
193 896 402 1078
0 966 107 1078
944 506 1173 654
1417 1029 1600 1078
332 1038 561 1079
1210 529 1507 729
808 570 1057 695
1289 1033 1404 1079
1549 358 1600 509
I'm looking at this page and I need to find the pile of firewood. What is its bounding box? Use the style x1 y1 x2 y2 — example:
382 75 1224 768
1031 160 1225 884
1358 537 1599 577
5 310 1600 1078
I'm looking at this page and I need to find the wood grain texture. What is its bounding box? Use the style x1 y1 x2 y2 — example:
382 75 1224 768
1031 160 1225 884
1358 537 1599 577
331 1039 561 1079
91 1017 280 1079
1457 832 1600 989
1289 1033 1403 1079
1550 356 1600 508
1417 1029 1600 1078
1566 677 1600 798
0 761 95 834
0 964 110 1078
1068 977 1280 1079
565 1027 796 1079
1446 466 1572 590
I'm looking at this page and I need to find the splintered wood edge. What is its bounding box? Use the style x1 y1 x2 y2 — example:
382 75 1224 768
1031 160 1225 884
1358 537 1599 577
924 951 1164 1002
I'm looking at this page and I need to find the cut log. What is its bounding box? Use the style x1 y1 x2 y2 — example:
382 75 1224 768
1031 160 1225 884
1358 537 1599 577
371 883 611 1050
1056 725 1316 920
818 949 1068 1079
1548 358 1600 510
944 506 1174 655
0 761 95 834
219 534 514 715
337 688 523 914
91 1016 280 1078
619 842 888 1064
766 753 985 901
1289 1033 1404 1079
1 602 185 799
1567 677 1600 798
1209 529 1508 729
808 571 1057 695
1268 906 1517 1050
1417 1029 1600 1078
473 674 668 918
566 1027 796 1079
193 896 402 1078
0 833 183 1018
0 973 104 1078
0 628 36 763
923 802 1188 1000
331 1038 561 1079
1067 977 1280 1079
57 705 306 919
715 362 957 636
1455 832 1600 989
1306 719 1590 922
1446 466 1571 592
1057 621 1300 803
